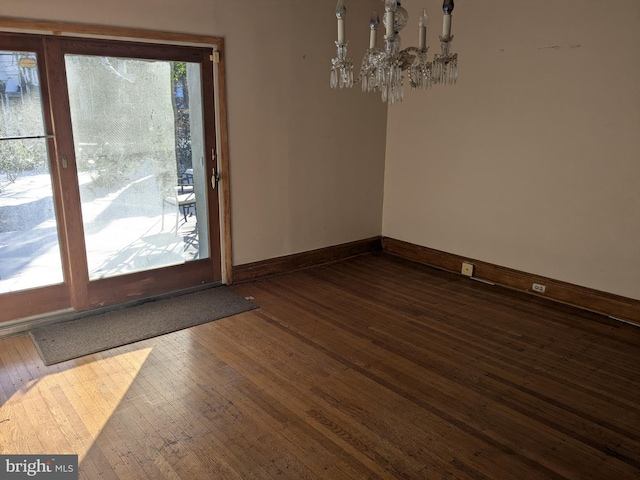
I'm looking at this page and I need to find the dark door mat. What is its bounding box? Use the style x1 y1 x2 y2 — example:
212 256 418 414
30 286 256 365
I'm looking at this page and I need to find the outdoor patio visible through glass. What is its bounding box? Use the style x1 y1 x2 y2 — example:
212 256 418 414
65 55 209 280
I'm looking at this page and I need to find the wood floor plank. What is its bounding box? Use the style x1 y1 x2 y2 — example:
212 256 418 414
210 313 503 479
1 253 639 479
193 318 400 479
260 268 640 438
251 312 570 480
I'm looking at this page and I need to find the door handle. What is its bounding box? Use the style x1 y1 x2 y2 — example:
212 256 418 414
211 167 220 190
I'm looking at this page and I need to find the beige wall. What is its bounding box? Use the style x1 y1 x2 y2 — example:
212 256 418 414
212 1 386 265
0 0 387 266
382 0 640 300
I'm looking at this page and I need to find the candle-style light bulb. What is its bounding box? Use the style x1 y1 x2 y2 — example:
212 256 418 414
418 9 428 50
419 8 428 28
442 0 454 14
370 11 380 29
384 0 398 13
369 11 380 49
336 0 346 45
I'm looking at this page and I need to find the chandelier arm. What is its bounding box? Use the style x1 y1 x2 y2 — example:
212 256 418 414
398 46 423 72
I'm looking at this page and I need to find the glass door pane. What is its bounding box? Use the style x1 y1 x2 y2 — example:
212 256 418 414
0 50 65 293
64 54 209 280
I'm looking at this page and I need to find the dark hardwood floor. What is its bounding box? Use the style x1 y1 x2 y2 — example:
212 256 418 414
1 253 639 479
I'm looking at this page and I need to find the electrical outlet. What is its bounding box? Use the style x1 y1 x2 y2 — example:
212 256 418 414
461 262 474 277
532 283 546 294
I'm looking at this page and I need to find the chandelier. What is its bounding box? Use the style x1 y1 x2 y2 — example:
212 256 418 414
330 0 457 104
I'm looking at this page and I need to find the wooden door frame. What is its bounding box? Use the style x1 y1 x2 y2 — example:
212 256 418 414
0 18 233 323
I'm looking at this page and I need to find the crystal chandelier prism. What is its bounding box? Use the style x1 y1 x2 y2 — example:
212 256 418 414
330 0 457 104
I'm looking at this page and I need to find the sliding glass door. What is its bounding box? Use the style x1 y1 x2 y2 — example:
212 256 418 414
0 33 221 322
0 47 64 294
65 54 210 279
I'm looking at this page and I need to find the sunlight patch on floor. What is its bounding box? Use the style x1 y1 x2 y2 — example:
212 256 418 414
0 346 153 461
